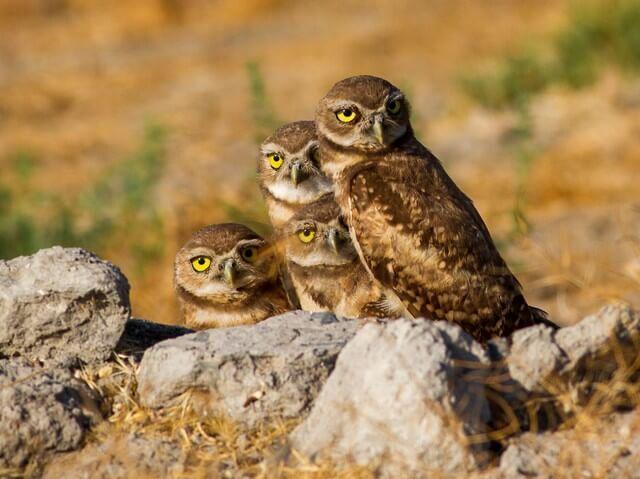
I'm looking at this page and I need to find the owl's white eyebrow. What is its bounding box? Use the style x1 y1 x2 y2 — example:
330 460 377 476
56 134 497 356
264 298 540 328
260 143 288 156
386 92 405 102
329 101 365 112
236 239 265 249
295 222 315 231
187 249 213 260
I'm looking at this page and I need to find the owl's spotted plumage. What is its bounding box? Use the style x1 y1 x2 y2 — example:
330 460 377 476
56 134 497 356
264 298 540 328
316 75 555 342
281 195 403 319
258 121 333 230
174 223 290 329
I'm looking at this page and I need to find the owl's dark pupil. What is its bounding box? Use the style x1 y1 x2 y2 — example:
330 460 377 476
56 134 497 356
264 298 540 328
343 109 352 116
198 258 205 265
245 249 253 257
273 154 280 161
304 229 311 236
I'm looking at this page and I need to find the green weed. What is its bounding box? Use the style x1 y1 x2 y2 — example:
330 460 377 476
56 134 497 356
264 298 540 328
246 60 282 144
509 100 536 238
219 172 271 237
214 61 281 235
0 122 167 274
460 51 549 110
461 0 640 109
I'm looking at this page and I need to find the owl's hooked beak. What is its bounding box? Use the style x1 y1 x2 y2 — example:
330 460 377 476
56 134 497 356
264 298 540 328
372 115 385 145
290 161 308 186
327 228 340 254
223 259 237 287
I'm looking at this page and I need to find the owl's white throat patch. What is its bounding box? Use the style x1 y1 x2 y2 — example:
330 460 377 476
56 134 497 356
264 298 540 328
192 281 235 297
267 176 333 205
289 249 354 267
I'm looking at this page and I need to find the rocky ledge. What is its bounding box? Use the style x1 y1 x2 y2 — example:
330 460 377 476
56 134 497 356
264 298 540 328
1 247 639 478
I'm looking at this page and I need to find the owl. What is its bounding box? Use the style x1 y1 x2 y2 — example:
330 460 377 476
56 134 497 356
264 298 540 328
315 75 555 343
281 194 404 319
174 223 290 329
258 120 333 230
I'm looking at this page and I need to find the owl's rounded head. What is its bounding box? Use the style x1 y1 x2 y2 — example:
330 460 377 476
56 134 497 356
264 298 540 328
316 75 411 154
174 223 279 305
258 121 332 205
282 195 358 267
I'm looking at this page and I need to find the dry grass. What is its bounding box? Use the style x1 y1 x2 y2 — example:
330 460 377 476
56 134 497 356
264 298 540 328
0 468 24 479
73 354 374 478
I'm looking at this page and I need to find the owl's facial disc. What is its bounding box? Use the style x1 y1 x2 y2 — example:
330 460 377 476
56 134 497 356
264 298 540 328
184 240 274 299
261 142 332 203
317 76 411 155
327 94 407 151
221 239 276 290
287 221 358 267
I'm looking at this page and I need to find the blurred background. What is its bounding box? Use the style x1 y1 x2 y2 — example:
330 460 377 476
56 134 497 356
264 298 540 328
1 0 638 326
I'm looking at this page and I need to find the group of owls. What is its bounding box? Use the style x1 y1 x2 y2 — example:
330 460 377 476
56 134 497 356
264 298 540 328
174 75 556 343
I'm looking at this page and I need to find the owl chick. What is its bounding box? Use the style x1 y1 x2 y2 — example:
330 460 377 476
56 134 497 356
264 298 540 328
315 75 555 342
281 194 403 319
174 223 290 329
258 121 333 230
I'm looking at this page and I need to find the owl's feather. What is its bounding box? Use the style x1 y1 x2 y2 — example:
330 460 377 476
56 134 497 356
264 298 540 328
331 135 551 341
281 194 404 319
287 259 399 319
174 223 291 329
258 121 333 230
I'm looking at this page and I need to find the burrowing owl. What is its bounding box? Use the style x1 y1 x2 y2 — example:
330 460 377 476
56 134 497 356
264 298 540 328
258 121 333 230
315 75 555 342
174 223 290 329
281 194 403 318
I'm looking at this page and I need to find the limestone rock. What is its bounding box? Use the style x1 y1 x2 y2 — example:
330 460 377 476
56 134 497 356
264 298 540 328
0 359 102 475
290 319 494 476
0 247 130 366
505 304 640 397
137 311 359 427
507 324 566 394
493 410 640 479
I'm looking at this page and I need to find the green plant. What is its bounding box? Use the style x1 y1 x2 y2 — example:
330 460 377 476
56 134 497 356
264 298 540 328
553 16 600 88
461 0 640 110
509 100 535 238
0 151 60 257
220 61 282 234
609 0 640 70
81 122 168 272
219 173 271 237
0 122 167 273
460 51 549 110
246 60 282 144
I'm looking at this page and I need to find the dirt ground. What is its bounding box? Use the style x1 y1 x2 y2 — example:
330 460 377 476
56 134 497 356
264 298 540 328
1 0 638 325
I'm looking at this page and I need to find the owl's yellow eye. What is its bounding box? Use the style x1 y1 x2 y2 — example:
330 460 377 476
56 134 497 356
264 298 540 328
298 228 316 243
387 99 402 114
191 256 212 272
336 109 357 123
268 153 284 170
241 246 258 263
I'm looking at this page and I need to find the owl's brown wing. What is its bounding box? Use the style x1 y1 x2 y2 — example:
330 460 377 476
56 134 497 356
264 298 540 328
346 148 542 341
